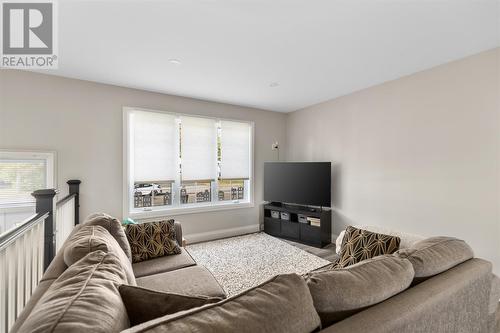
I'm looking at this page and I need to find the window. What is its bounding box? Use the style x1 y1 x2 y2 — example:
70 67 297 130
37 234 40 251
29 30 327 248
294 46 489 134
124 108 253 217
0 151 55 208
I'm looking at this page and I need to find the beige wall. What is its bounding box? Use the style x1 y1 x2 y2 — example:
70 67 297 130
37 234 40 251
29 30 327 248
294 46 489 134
286 48 500 274
1 49 498 273
0 70 286 240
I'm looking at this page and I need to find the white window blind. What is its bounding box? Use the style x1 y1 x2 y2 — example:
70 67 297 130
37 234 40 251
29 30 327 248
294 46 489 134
133 111 177 182
220 121 251 179
0 152 54 206
180 116 217 181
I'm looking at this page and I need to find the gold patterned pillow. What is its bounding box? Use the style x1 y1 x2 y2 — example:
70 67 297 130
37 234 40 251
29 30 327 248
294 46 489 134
334 226 401 269
126 220 181 263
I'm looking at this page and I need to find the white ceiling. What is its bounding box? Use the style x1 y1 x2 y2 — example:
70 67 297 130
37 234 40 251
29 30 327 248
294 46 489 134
46 0 499 112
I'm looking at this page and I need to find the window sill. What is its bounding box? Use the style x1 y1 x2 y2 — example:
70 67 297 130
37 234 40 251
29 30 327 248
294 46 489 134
128 201 254 220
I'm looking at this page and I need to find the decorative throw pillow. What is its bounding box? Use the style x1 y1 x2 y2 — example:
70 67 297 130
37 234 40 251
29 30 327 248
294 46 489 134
126 219 181 263
334 226 401 268
335 225 425 254
119 285 223 326
85 212 133 261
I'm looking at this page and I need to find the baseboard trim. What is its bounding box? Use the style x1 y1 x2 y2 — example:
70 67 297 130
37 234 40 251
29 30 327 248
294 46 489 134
185 224 261 244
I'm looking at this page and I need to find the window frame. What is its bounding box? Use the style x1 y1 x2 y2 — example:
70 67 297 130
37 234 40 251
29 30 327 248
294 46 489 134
0 150 56 210
123 107 255 219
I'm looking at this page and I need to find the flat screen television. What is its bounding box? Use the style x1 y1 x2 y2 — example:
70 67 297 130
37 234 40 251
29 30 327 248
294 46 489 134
264 162 331 207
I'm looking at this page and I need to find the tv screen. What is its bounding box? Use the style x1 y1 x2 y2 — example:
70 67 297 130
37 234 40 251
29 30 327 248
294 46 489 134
264 162 331 207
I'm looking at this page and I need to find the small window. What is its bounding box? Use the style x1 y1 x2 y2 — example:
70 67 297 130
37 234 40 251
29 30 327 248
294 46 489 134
124 108 254 218
217 179 245 202
0 151 55 207
133 181 173 208
181 180 212 204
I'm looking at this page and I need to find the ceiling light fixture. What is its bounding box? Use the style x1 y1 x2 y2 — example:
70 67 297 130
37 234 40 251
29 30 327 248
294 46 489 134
168 59 182 65
269 82 279 87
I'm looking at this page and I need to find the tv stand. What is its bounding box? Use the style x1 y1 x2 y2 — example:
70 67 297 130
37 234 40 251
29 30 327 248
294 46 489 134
283 203 321 213
263 203 331 248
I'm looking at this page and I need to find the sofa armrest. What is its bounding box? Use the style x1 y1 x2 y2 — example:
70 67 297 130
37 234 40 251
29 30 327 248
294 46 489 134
174 221 183 247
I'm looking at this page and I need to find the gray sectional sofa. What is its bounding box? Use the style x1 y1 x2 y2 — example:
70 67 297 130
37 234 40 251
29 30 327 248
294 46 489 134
11 217 499 333
11 221 226 333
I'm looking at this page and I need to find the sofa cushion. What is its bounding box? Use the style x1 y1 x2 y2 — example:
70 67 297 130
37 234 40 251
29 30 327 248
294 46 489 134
126 220 181 263
136 265 226 299
10 280 54 333
396 236 474 283
306 255 414 327
132 248 196 278
122 273 321 333
119 285 223 326
38 225 89 282
335 226 401 268
317 258 492 333
85 212 132 261
18 251 130 333
12 226 88 333
64 225 136 285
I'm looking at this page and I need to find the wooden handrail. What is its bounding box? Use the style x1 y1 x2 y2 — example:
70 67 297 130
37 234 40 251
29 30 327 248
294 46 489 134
56 193 77 208
0 212 48 251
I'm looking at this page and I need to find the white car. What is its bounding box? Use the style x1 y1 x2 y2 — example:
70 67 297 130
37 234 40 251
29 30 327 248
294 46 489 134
134 183 162 196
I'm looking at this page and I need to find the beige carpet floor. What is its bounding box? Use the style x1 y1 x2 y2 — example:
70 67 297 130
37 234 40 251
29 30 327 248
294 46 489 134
186 232 330 296
283 238 338 262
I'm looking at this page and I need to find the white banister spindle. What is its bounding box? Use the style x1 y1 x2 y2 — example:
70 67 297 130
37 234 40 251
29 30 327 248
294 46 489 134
55 197 75 253
16 236 24 318
0 214 46 333
31 227 37 293
0 249 7 333
7 242 16 330
24 229 32 305
37 222 43 284
39 223 43 283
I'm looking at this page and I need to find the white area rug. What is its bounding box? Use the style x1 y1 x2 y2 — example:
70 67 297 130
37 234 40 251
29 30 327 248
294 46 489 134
186 232 330 297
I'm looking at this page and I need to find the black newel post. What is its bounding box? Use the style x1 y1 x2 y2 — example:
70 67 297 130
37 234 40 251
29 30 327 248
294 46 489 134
67 180 81 225
32 189 58 271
